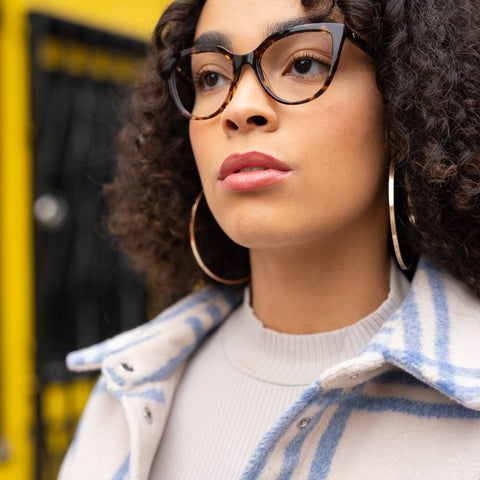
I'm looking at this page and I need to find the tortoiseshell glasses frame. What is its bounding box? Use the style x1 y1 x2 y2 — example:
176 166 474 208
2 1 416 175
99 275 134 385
163 22 373 121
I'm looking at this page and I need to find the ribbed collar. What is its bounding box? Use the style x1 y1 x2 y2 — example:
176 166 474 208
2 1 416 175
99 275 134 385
222 262 409 386
67 257 480 410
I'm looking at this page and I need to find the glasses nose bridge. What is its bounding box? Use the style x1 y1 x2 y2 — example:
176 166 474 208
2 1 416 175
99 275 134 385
232 50 256 71
231 50 264 91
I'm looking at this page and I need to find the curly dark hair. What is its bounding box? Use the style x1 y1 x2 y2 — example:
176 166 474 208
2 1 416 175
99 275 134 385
104 0 480 304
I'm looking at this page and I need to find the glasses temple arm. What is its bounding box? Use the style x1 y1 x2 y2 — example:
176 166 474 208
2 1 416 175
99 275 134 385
345 25 374 58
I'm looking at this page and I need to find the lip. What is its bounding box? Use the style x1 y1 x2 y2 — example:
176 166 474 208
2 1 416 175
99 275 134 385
218 151 292 191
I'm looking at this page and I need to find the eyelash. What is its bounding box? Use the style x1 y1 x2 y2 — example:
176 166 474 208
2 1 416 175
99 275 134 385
290 52 330 69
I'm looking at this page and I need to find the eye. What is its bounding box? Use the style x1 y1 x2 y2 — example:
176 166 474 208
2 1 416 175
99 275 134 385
194 68 230 93
284 52 330 78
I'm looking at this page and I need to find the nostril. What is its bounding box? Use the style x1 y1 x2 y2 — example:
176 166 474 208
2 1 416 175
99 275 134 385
250 115 267 126
225 119 239 130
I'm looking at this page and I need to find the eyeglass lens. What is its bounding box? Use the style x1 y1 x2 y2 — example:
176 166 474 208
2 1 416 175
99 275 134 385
172 30 334 118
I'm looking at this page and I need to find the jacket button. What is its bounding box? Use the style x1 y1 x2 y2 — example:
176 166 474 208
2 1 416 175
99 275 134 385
119 362 134 372
144 407 153 424
297 418 310 429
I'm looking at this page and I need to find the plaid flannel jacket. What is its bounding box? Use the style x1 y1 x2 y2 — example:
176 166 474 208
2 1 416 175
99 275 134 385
58 257 480 480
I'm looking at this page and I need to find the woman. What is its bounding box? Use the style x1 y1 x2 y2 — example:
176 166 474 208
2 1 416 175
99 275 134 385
59 0 480 478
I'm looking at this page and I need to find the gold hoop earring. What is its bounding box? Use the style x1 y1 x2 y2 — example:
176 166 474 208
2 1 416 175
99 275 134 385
189 191 250 285
388 162 410 271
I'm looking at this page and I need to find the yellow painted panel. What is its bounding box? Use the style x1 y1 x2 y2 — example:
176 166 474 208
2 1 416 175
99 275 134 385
0 3 35 478
24 0 169 39
37 36 143 84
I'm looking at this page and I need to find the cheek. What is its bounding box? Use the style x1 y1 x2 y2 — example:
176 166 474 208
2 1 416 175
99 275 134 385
317 83 384 148
312 82 386 177
295 84 387 218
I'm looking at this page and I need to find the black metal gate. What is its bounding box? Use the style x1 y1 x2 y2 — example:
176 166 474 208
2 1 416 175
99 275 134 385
29 14 147 479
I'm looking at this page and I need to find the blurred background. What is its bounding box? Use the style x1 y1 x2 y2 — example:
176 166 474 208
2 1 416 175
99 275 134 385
0 0 171 478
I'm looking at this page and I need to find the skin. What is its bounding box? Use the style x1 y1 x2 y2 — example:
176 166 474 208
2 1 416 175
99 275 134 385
189 0 390 334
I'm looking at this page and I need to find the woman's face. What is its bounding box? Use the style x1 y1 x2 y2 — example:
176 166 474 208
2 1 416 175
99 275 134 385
189 0 388 254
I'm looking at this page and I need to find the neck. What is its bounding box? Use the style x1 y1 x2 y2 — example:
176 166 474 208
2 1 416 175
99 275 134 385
249 236 390 335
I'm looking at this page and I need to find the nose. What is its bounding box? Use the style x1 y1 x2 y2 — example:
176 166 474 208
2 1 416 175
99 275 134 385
221 66 279 134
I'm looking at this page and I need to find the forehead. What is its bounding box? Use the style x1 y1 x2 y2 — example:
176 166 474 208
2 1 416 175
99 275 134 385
195 0 341 51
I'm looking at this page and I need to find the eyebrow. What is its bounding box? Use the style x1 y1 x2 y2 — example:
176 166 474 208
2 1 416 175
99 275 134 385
193 14 337 50
265 14 337 37
193 31 231 49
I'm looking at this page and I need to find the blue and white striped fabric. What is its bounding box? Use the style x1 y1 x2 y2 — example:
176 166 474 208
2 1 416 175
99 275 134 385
58 257 480 480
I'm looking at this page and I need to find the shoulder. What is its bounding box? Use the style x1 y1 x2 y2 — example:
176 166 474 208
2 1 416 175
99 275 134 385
66 285 242 373
59 285 242 479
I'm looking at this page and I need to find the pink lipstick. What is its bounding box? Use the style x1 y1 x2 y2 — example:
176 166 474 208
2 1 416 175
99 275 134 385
218 151 292 191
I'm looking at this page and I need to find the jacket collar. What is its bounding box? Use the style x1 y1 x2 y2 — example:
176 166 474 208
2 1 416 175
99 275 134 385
67 257 480 410
67 286 242 373
361 257 480 410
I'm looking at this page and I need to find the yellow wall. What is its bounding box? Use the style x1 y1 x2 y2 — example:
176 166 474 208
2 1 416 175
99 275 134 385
19 0 165 39
0 1 170 479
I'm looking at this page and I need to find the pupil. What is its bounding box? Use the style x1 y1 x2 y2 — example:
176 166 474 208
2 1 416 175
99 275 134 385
294 59 312 74
204 72 218 87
